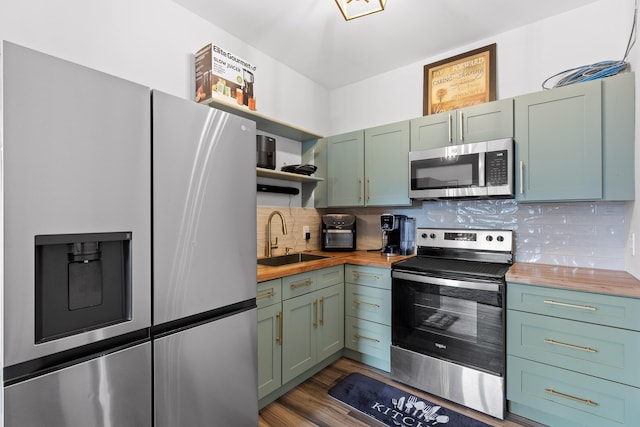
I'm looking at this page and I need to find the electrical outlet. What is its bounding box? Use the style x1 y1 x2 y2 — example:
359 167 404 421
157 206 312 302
303 225 310 239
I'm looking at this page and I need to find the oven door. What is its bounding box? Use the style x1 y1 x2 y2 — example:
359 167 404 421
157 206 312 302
391 270 504 375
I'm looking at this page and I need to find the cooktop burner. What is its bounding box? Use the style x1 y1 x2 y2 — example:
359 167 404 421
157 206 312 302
393 256 511 280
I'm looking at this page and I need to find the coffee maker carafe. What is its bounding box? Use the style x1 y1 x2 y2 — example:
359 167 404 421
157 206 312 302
380 214 415 256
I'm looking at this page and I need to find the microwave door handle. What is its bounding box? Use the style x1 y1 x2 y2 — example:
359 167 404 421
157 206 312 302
459 111 464 141
448 113 453 143
478 153 485 187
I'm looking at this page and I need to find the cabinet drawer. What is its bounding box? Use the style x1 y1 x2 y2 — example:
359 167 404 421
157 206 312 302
316 265 344 290
345 283 391 325
345 265 390 289
508 282 640 330
508 310 640 387
257 279 282 309
508 356 640 427
345 316 391 362
282 271 317 299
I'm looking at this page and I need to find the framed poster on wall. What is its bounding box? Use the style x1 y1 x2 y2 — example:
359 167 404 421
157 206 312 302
423 44 496 115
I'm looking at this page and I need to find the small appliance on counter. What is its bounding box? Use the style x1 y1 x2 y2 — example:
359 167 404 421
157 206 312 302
256 134 276 169
321 214 356 251
380 214 415 256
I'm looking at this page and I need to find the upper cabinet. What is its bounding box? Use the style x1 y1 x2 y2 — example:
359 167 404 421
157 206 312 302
410 98 514 151
515 72 635 202
325 121 411 207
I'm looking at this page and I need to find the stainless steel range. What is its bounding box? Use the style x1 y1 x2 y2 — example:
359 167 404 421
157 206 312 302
391 228 513 419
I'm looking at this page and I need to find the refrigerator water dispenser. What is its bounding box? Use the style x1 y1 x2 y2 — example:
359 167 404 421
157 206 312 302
35 232 132 343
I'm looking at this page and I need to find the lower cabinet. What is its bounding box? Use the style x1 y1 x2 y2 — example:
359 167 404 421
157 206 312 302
282 282 344 383
343 264 392 371
257 266 344 403
507 282 640 427
257 279 283 400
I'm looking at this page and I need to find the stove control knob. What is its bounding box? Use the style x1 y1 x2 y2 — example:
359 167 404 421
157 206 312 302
430 233 436 239
486 235 493 242
497 236 505 242
421 233 428 238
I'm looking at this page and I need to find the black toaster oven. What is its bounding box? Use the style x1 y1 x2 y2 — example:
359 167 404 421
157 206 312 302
321 214 356 251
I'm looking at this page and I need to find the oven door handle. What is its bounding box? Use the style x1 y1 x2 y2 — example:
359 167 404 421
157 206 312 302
392 270 501 293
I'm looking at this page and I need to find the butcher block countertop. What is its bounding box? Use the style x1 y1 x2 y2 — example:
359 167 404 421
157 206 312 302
257 250 413 283
506 262 640 298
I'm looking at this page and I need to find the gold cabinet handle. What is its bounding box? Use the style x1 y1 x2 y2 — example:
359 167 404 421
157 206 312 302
357 178 362 202
365 177 370 202
354 334 380 343
353 271 380 280
313 299 318 328
290 279 313 289
257 290 275 300
354 299 380 308
544 339 597 353
448 113 452 142
544 388 598 407
459 111 464 141
519 160 524 195
319 297 325 325
276 312 282 345
543 300 597 311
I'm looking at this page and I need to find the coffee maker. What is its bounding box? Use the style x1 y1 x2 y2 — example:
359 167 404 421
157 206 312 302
380 214 415 256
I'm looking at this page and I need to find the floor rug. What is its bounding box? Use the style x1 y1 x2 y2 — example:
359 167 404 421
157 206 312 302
329 373 493 427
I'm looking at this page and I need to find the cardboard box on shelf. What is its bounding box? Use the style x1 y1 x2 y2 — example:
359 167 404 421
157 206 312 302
194 43 257 109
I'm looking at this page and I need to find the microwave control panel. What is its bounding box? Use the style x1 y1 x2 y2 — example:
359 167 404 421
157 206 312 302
485 150 508 186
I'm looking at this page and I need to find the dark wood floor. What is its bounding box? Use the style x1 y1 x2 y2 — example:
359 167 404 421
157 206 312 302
259 357 541 427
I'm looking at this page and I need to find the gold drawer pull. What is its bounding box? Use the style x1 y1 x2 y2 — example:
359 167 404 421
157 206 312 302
290 279 313 289
543 300 597 311
544 388 598 407
257 290 275 300
313 299 318 328
353 272 380 280
354 334 380 343
544 339 597 353
276 312 282 345
354 299 380 308
320 297 325 325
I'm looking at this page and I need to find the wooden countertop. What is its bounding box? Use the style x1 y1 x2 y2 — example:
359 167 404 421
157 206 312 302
257 250 414 282
506 262 640 298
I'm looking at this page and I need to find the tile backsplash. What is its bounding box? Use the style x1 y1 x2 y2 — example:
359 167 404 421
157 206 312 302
258 200 628 270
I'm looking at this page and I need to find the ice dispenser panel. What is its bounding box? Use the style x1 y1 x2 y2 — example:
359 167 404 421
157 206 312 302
35 232 132 343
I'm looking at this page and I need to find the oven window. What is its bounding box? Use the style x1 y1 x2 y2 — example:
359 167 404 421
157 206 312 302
392 277 504 375
411 154 479 190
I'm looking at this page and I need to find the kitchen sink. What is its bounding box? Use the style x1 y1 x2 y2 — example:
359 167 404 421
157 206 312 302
257 253 331 267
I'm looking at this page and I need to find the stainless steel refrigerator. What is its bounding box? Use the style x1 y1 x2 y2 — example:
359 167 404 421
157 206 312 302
151 90 258 426
2 41 153 426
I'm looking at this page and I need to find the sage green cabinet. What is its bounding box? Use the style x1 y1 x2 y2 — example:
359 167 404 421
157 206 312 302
507 282 640 427
327 121 410 207
280 266 344 384
515 72 634 202
343 264 392 371
410 98 514 151
257 279 282 400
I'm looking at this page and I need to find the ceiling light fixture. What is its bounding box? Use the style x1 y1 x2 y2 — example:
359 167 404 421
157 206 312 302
335 0 386 21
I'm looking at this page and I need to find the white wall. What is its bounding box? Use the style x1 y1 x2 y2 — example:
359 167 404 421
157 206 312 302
0 0 331 136
328 0 640 277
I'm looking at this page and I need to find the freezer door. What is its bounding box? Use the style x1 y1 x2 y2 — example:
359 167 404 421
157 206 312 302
154 308 258 426
4 342 152 427
2 41 151 366
152 90 257 323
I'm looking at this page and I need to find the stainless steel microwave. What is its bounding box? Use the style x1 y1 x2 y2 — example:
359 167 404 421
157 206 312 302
409 138 514 200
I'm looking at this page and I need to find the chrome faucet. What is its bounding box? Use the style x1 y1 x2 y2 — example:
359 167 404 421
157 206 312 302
265 210 287 257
